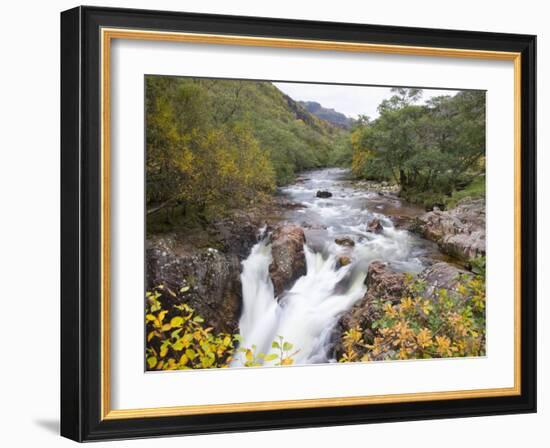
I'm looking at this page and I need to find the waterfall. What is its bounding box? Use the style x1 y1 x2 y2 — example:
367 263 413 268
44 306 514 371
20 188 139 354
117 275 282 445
232 240 367 367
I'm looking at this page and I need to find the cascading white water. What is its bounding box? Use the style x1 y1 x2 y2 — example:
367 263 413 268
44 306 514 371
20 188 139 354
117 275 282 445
231 168 437 367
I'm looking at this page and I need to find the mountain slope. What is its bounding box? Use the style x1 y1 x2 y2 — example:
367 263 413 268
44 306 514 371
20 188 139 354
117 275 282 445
239 82 344 183
299 101 353 128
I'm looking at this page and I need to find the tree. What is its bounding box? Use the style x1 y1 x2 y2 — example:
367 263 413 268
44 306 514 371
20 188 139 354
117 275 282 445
351 89 486 208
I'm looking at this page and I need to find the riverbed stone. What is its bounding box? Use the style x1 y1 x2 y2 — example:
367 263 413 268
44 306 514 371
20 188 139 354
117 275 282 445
269 224 307 297
316 190 333 198
335 237 355 247
367 217 384 234
337 256 352 268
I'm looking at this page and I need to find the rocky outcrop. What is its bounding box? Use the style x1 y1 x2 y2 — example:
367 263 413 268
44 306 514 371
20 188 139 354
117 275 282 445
210 217 262 260
414 198 485 262
269 225 307 297
316 190 332 198
146 239 242 334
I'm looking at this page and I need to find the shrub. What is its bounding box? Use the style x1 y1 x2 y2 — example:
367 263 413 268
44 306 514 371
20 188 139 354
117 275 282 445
145 286 299 370
339 259 486 363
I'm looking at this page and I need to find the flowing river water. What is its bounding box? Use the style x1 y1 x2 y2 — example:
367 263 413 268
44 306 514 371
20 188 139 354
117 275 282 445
233 168 444 367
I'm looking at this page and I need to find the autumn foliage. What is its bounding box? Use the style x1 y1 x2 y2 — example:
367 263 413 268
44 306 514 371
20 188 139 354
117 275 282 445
339 257 486 363
145 286 298 370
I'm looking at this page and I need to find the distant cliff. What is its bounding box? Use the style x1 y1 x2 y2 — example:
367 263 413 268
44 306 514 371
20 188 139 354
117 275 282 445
299 101 353 128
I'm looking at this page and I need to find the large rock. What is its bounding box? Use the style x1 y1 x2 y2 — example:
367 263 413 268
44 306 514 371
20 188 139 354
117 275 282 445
332 261 407 359
211 215 264 260
269 225 307 297
414 198 485 261
364 261 409 303
146 239 242 334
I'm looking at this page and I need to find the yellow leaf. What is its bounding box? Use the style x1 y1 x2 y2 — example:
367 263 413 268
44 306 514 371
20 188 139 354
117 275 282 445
170 316 184 328
146 356 157 369
147 331 156 342
158 310 168 323
245 349 254 362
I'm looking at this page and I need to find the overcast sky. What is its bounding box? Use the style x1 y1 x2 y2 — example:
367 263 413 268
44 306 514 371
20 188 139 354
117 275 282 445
273 82 461 120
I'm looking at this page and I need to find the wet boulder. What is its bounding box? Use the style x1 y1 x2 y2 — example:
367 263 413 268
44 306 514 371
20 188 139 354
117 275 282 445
367 217 384 234
389 214 415 231
337 256 352 268
316 190 333 198
269 225 307 297
335 237 355 247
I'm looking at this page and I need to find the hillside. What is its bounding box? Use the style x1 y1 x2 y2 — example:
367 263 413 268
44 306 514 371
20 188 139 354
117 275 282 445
145 76 347 225
299 101 353 128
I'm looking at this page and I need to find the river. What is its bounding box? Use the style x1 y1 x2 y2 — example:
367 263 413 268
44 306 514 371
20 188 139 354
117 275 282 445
233 168 443 367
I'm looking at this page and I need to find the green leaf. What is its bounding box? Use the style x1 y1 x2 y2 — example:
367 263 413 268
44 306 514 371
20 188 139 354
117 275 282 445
282 342 293 351
193 316 205 323
172 340 184 351
180 285 190 293
271 341 280 349
170 328 182 339
263 353 278 362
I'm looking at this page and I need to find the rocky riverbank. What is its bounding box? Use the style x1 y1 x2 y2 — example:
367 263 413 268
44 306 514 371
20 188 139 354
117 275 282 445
413 198 486 263
332 259 471 360
146 196 308 334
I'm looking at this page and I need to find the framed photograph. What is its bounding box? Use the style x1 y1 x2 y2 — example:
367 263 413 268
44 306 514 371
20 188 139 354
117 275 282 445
60 6 536 441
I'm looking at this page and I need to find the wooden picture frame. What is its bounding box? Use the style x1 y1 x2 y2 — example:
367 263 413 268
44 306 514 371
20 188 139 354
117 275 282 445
61 5 536 441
